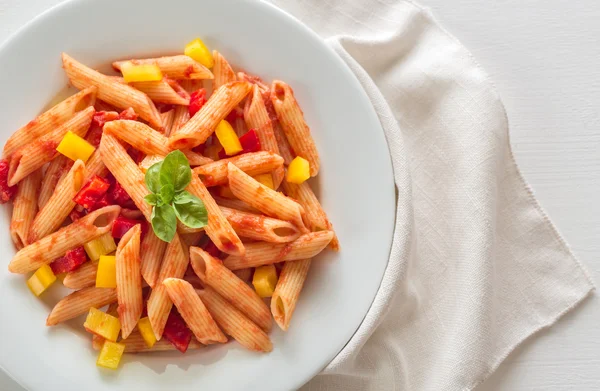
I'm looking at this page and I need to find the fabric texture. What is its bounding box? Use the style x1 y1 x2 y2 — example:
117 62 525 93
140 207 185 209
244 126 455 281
262 1 596 390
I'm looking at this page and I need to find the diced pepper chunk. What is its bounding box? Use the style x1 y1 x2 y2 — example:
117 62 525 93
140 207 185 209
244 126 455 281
215 120 243 156
112 215 147 239
85 307 121 342
253 173 274 189
252 265 278 298
107 178 133 207
96 340 125 370
286 156 310 184
163 309 192 353
96 255 117 288
27 265 57 296
56 131 95 163
137 317 157 348
121 62 163 83
73 175 111 210
0 159 17 203
184 38 214 68
50 247 88 274
188 89 207 117
218 129 262 159
85 233 117 262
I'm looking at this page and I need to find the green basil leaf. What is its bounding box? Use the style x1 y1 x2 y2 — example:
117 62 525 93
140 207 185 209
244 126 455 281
160 150 191 192
173 197 208 229
160 184 175 204
144 193 161 206
145 161 162 193
173 190 197 205
151 204 177 242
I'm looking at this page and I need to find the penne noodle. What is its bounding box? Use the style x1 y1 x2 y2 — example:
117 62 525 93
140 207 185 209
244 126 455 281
213 196 259 214
196 287 272 352
272 120 295 165
171 105 190 135
62 53 162 129
223 231 333 270
237 72 269 93
147 233 188 340
10 169 42 249
8 205 120 274
94 99 118 112
84 149 109 179
186 175 245 257
104 120 169 156
46 287 117 326
163 278 227 345
244 85 285 188
116 224 143 339
282 181 340 251
169 81 251 150
271 259 312 331
270 81 320 176
113 55 214 80
219 206 301 243
38 155 72 209
193 151 284 187
140 230 167 288
28 160 86 243
227 163 306 230
7 107 94 186
181 231 205 248
63 261 97 290
122 331 203 353
190 247 271 331
99 133 152 221
130 78 190 106
212 51 237 91
3 87 97 158
140 150 212 173
160 109 176 135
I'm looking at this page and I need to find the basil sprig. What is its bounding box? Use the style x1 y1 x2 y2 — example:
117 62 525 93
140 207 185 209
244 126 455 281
144 150 208 242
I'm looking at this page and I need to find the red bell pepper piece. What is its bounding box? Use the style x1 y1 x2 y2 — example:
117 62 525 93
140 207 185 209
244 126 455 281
163 309 193 353
50 247 88 274
188 89 207 117
118 108 138 121
112 215 148 239
0 159 17 203
218 129 261 159
107 178 133 208
87 111 119 148
73 175 111 211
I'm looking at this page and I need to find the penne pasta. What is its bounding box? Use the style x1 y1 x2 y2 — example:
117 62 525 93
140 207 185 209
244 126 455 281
94 99 118 112
196 287 272 352
169 81 251 150
116 224 143 339
104 120 169 156
219 206 301 243
122 331 203 353
113 55 214 80
271 259 311 330
140 231 167 288
62 53 162 129
237 72 269 93
270 81 320 176
193 151 284 187
213 196 259 214
212 51 237 91
38 155 71 209
140 150 212 173
222 231 333 270
8 107 94 186
272 120 295 165
160 109 176 135
163 278 227 345
84 149 109 179
282 181 339 251
8 205 121 274
186 175 245 257
63 261 98 290
181 231 205 248
3 87 97 158
46 287 117 326
99 133 152 221
190 247 271 331
227 163 306 230
10 169 42 249
28 160 86 243
147 233 188 340
171 105 190 135
130 78 190 106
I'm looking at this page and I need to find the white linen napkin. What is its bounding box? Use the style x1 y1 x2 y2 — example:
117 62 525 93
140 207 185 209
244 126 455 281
262 0 595 390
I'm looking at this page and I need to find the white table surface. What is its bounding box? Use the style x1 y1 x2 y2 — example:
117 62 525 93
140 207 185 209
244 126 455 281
1 0 598 390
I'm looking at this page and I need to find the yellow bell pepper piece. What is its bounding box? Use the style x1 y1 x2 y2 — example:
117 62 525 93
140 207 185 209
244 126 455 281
96 340 126 370
96 255 117 288
215 120 243 156
120 62 163 83
27 265 57 296
56 131 95 163
84 233 117 262
184 38 214 68
253 173 274 189
286 156 311 184
137 317 157 348
84 307 121 342
252 265 279 298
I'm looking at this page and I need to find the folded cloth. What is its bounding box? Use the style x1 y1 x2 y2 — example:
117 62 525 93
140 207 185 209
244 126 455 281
265 1 595 390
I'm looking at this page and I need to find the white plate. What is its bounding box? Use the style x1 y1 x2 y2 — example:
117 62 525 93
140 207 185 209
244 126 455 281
0 0 395 390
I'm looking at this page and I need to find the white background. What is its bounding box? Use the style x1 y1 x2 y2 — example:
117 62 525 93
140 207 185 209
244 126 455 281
0 0 599 390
